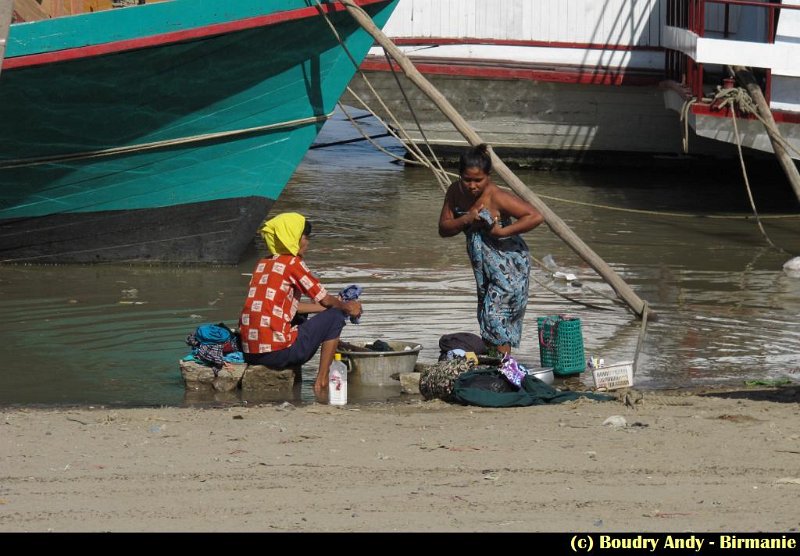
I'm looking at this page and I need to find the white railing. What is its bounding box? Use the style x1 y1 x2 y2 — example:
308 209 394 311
664 0 800 103
382 0 664 47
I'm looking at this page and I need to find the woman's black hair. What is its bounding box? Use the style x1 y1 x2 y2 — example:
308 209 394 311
458 143 492 175
303 220 312 238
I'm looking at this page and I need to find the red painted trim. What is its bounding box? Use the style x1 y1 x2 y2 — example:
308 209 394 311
705 0 800 11
692 102 800 125
390 36 664 53
4 0 388 70
662 79 800 124
360 59 663 87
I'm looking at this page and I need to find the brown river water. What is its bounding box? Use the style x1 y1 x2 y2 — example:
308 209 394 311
1 111 799 407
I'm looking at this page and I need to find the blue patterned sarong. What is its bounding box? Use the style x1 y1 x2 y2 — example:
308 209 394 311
464 213 531 348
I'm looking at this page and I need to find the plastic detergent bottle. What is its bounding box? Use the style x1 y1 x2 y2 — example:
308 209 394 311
328 353 347 406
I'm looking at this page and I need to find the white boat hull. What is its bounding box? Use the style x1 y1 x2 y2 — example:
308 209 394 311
346 0 800 167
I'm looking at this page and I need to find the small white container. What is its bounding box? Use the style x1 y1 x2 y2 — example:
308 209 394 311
592 361 634 391
329 353 348 406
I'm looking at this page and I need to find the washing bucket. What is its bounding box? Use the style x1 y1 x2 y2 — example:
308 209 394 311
337 339 422 386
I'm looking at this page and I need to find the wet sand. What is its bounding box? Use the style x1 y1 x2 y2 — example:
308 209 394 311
2 385 800 532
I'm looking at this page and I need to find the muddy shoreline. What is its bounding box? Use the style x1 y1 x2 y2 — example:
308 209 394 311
2 384 799 532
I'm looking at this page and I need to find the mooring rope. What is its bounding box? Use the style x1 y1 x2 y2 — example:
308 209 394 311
680 97 698 154
0 114 332 170
336 90 455 175
381 48 452 191
712 86 795 255
341 85 446 169
343 76 442 172
713 86 800 159
333 100 408 160
525 190 799 220
329 0 454 191
313 0 452 188
529 274 615 312
341 85 460 186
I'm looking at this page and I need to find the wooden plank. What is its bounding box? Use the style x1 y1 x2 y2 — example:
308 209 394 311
12 0 49 21
0 0 12 77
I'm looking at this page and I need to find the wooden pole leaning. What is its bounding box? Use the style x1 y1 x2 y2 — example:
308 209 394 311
732 65 800 203
0 0 14 78
6 0 48 24
340 0 650 319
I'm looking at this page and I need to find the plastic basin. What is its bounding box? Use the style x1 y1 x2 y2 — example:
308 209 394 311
337 339 422 386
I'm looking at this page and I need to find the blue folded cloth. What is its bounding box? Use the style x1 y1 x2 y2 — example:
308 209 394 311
224 351 245 364
193 323 232 345
338 284 362 324
477 208 495 227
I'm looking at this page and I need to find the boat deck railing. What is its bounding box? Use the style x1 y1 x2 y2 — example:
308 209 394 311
664 0 800 104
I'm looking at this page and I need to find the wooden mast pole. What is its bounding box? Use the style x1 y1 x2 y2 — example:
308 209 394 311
340 0 650 318
7 0 49 24
0 0 13 78
731 65 800 203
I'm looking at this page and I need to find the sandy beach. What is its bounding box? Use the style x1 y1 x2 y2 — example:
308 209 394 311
1 385 799 533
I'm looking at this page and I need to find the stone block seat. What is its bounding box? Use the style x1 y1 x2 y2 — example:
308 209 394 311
179 360 302 393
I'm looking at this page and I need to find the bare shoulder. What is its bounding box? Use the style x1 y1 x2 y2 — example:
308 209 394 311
490 183 521 204
492 185 536 215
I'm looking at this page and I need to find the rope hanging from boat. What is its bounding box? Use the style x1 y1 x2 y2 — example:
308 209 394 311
679 97 698 154
312 0 452 188
340 85 457 185
380 47 452 192
713 86 800 160
0 114 333 170
312 0 416 165
712 86 794 255
528 192 799 220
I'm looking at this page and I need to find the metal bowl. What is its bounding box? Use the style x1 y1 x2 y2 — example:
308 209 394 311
337 339 422 386
527 367 554 385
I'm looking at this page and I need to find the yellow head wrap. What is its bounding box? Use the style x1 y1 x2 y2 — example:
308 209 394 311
261 212 306 256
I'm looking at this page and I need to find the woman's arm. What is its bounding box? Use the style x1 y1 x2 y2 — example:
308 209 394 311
297 301 325 314
297 295 362 319
318 294 362 319
489 188 544 238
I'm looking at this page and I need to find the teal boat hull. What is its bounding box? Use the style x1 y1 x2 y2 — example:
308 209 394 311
0 0 398 263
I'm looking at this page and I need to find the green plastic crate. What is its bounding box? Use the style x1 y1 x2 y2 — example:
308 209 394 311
537 315 586 376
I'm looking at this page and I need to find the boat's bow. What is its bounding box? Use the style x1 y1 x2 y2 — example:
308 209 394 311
0 0 399 264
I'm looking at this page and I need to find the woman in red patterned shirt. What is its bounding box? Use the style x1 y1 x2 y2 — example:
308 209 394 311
239 212 362 397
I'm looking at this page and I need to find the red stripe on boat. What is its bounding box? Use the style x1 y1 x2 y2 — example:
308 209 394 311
691 103 800 125
389 37 663 52
360 59 663 87
4 0 388 69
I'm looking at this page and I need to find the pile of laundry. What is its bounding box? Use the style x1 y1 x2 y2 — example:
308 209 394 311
421 332 612 407
183 323 244 376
